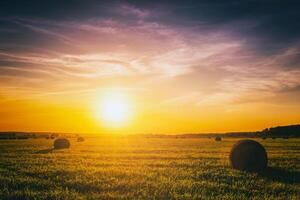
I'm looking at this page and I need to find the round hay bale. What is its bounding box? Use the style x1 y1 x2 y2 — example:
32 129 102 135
230 139 267 172
53 138 70 149
77 137 85 142
215 136 222 142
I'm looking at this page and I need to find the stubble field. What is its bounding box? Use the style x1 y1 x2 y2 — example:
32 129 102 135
0 137 299 200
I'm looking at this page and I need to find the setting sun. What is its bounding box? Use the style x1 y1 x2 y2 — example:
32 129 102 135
96 93 132 128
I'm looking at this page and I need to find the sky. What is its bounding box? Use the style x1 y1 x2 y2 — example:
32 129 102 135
0 0 300 134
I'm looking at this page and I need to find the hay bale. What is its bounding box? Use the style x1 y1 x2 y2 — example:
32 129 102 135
53 138 70 149
77 137 85 142
215 136 222 142
230 140 267 172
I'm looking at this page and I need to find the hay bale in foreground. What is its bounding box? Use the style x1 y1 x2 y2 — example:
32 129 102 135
77 137 85 142
230 140 267 172
54 138 70 149
215 136 222 142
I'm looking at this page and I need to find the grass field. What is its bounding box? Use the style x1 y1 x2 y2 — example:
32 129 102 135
0 137 299 200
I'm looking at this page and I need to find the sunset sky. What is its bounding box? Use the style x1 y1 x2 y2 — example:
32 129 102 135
0 0 300 134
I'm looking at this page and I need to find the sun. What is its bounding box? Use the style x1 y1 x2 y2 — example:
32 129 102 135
102 98 129 124
95 93 132 128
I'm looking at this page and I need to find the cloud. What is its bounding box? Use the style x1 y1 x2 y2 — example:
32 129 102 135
12 20 73 44
119 4 150 19
0 1 299 107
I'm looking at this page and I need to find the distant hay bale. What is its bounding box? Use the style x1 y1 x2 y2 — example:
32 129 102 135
77 137 85 142
262 137 266 140
230 140 267 172
215 136 222 142
272 137 276 139
53 138 70 149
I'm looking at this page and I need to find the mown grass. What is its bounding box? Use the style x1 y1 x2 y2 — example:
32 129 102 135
0 137 299 199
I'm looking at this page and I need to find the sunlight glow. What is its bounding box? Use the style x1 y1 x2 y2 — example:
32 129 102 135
96 93 132 128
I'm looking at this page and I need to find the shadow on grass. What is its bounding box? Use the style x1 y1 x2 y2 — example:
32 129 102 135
34 147 71 154
34 148 54 154
259 167 300 184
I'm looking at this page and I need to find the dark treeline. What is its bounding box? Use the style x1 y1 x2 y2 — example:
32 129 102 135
261 125 300 138
142 132 260 138
0 132 58 140
0 124 299 139
134 125 299 138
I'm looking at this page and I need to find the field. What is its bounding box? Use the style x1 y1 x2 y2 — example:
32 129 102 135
0 137 299 200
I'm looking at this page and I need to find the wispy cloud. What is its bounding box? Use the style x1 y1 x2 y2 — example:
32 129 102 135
0 3 299 108
119 4 150 19
11 19 74 45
